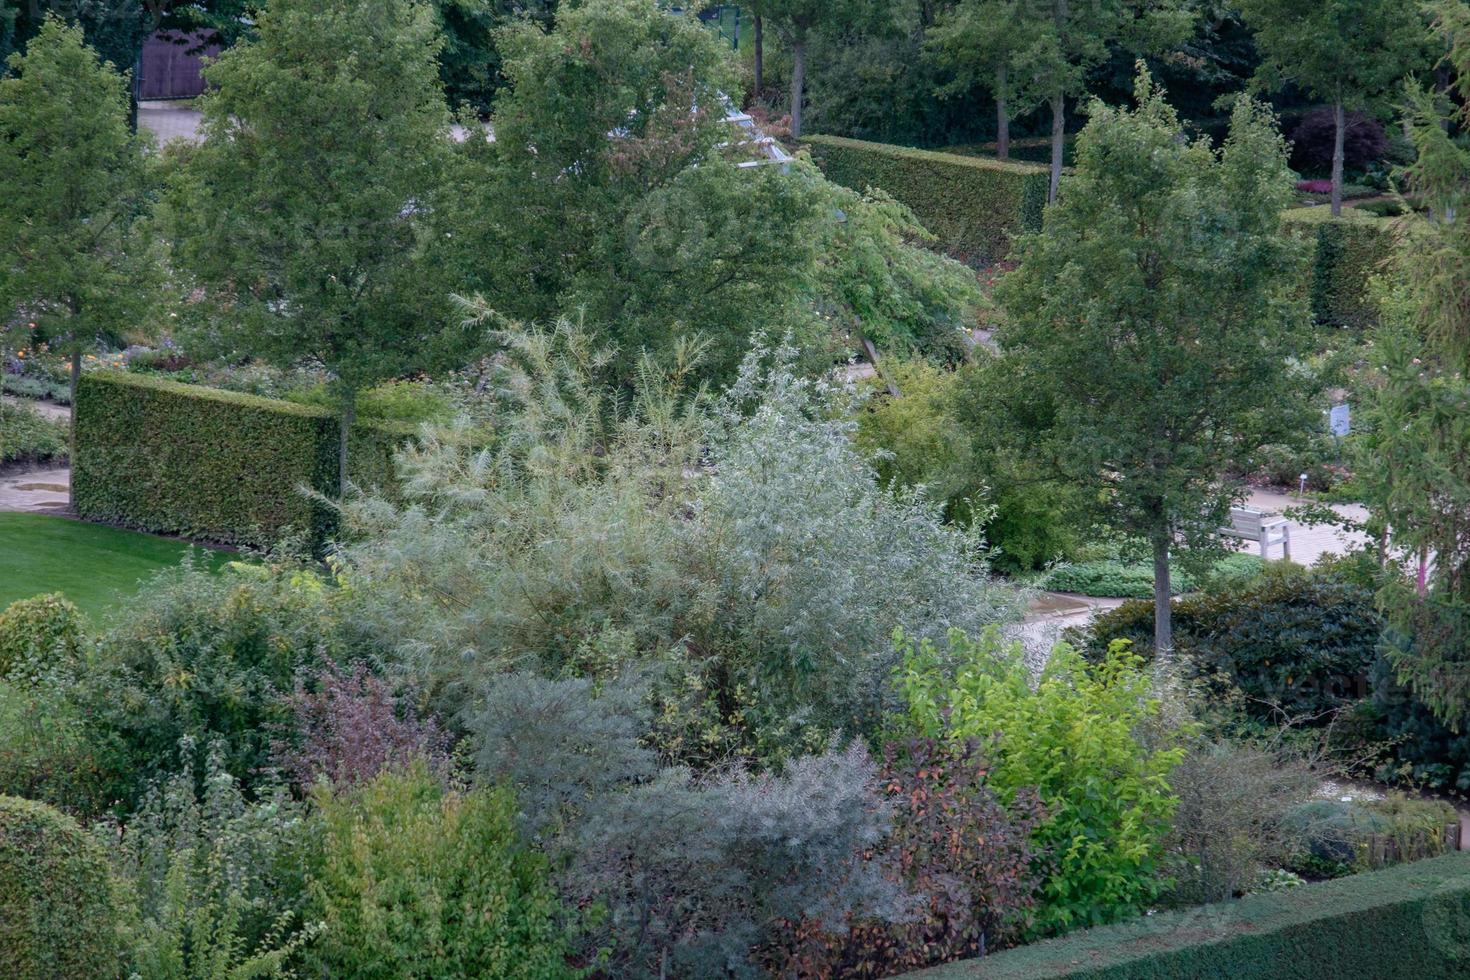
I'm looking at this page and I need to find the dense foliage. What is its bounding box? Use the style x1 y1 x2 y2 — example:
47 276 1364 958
0 795 123 979
899 631 1187 936
73 371 404 548
1077 565 1382 721
989 71 1312 650
303 766 572 979
803 134 1048 264
341 326 1020 760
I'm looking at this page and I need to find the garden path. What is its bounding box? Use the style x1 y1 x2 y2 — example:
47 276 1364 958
0 467 69 514
2 395 69 422
1 397 71 513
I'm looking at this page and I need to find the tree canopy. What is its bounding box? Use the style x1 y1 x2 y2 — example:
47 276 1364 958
162 0 469 489
990 69 1313 651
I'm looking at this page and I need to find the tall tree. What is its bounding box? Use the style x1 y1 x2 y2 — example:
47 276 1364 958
925 0 1046 161
459 0 982 388
1238 0 1430 216
747 0 892 137
990 70 1312 652
163 0 465 492
1028 0 1193 203
1356 3 1470 727
0 16 159 420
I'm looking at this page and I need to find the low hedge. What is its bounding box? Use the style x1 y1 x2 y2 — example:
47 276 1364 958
1280 207 1400 330
903 850 1470 979
802 135 1050 263
73 371 407 549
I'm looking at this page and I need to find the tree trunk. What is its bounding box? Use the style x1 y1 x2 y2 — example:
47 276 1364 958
753 16 764 98
995 64 1010 161
790 35 807 138
338 387 356 495
1331 97 1345 217
1049 91 1065 203
1152 532 1173 657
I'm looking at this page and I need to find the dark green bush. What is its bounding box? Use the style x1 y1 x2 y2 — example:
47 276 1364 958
1280 207 1399 330
1041 555 1264 600
1074 566 1380 721
803 135 1050 263
902 850 1470 979
86 564 340 806
0 795 124 979
72 371 406 548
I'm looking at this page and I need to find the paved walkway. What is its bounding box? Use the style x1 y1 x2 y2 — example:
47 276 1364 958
138 100 204 144
1020 487 1372 649
1 398 71 514
0 467 70 513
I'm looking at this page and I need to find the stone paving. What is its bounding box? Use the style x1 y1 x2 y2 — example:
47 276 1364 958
1021 486 1372 644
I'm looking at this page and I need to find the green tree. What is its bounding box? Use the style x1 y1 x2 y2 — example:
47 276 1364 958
0 16 159 426
163 0 464 491
991 70 1311 652
1238 0 1430 216
1355 3 1470 727
971 0 1192 201
460 0 981 387
747 0 893 137
925 0 1047 161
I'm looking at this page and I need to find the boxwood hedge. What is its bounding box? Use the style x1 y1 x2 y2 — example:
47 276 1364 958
0 795 123 980
1280 207 1400 330
902 850 1470 979
73 371 406 549
802 135 1050 263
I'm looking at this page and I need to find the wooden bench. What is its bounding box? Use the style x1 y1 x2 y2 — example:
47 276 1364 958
1220 506 1291 560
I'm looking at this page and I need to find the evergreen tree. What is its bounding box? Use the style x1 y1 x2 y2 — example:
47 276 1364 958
1356 3 1470 726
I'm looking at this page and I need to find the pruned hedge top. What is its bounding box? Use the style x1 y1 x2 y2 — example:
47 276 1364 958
802 134 1051 264
901 850 1470 979
72 370 406 549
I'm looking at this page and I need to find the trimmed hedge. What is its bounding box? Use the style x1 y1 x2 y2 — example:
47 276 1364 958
802 135 1050 263
73 371 407 549
1071 568 1381 720
903 850 1470 979
1280 207 1400 330
0 795 124 979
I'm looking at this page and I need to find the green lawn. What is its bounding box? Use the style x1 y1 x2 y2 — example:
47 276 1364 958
0 513 231 622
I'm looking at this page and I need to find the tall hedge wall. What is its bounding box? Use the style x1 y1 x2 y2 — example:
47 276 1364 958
802 135 1050 264
903 851 1470 979
1278 207 1399 330
73 371 406 549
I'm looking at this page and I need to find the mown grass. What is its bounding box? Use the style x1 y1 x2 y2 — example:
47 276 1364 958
0 512 231 621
